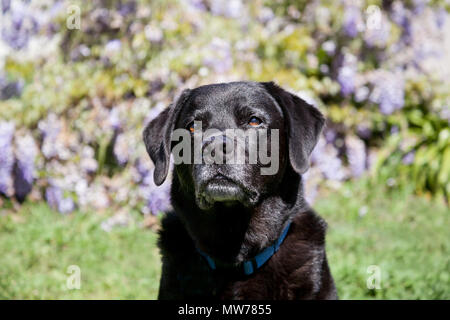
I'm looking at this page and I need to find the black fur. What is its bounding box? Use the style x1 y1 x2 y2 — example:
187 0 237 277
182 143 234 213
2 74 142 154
143 81 337 299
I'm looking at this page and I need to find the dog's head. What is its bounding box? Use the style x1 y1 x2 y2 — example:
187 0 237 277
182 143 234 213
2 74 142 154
143 81 324 210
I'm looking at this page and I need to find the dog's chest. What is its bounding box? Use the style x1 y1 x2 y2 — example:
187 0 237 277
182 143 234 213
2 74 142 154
158 211 333 299
170 240 314 300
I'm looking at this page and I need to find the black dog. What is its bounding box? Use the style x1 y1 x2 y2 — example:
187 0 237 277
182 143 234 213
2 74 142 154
143 81 337 299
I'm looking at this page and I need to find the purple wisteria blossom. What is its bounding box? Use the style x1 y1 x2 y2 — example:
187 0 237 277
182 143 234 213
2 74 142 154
440 106 450 123
13 134 38 201
412 0 427 15
58 197 75 214
210 0 244 19
354 86 370 103
1 0 11 13
101 212 131 232
345 135 366 178
45 182 75 214
364 13 391 48
113 133 129 166
310 137 347 181
134 157 152 184
185 0 207 11
144 25 163 43
117 0 136 17
356 124 372 140
402 151 415 165
45 184 62 210
137 161 172 215
109 107 130 166
109 107 122 131
322 40 336 55
1 1 39 50
147 185 171 215
258 7 274 24
370 71 405 115
80 146 98 174
38 113 62 159
342 4 364 38
203 38 233 74
390 1 412 43
0 121 15 196
390 1 409 27
302 169 319 204
143 102 167 127
338 66 356 96
324 128 337 144
337 54 357 96
435 8 447 29
104 39 122 54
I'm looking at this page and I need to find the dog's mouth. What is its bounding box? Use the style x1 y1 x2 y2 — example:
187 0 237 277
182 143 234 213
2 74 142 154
196 174 257 210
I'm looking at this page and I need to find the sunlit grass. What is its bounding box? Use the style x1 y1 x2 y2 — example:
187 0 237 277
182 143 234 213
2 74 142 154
0 179 448 299
0 204 161 299
317 179 449 299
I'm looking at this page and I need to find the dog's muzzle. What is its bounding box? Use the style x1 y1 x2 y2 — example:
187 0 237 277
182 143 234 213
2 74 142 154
195 174 257 210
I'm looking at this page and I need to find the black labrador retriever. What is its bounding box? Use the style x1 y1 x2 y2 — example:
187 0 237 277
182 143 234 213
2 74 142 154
143 81 337 299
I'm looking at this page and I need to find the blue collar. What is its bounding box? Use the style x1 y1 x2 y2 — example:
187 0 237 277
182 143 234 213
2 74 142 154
196 222 292 276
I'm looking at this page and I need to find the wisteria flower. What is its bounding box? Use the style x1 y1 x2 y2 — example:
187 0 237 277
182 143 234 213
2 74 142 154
435 8 447 29
101 212 131 232
38 113 62 159
80 146 98 174
147 186 171 215
364 12 391 47
342 4 364 38
210 0 244 19
0 0 39 50
114 133 130 166
370 71 405 115
86 183 110 210
144 102 166 126
322 40 336 55
144 25 164 43
45 182 75 214
311 137 347 181
0 121 15 196
203 37 233 74
104 39 122 54
13 133 38 201
337 53 358 96
258 7 274 24
109 107 122 131
345 135 366 178
402 151 415 165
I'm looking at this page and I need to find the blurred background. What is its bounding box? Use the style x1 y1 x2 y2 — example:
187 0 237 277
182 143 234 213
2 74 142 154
0 0 448 299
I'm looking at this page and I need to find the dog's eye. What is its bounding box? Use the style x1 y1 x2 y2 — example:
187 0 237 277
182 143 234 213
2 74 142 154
187 121 196 133
248 117 262 127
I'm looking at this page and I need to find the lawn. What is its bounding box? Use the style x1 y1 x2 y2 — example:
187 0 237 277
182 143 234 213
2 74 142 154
0 180 448 299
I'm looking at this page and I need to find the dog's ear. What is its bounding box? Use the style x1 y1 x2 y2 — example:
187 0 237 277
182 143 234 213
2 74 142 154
261 82 325 174
143 89 191 185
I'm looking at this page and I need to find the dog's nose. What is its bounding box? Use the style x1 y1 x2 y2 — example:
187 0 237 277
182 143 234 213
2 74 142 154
221 135 234 155
202 133 234 162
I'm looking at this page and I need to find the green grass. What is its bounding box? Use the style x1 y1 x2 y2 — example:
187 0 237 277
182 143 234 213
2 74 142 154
0 205 161 299
316 179 449 299
0 180 448 299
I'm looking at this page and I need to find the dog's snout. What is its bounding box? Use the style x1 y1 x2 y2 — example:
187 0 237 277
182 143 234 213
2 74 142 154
221 135 234 155
202 133 234 158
